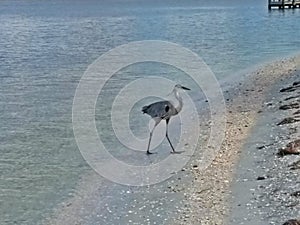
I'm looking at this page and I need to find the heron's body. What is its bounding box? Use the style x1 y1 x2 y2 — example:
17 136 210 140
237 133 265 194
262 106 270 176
142 84 190 154
142 100 177 120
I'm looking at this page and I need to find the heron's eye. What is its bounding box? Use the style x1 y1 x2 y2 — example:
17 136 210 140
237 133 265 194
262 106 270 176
165 105 169 112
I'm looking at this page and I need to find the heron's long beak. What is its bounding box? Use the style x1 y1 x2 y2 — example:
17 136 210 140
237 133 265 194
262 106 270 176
181 86 190 90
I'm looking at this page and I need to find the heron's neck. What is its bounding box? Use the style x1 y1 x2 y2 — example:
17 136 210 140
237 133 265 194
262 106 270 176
174 90 183 114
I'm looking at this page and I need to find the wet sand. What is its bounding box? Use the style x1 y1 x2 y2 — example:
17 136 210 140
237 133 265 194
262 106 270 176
229 65 300 224
44 56 300 225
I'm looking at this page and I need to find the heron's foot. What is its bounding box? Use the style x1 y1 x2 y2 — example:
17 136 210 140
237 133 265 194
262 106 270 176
170 150 184 154
147 150 158 155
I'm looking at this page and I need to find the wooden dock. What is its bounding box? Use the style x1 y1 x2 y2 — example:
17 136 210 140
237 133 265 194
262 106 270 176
268 0 300 9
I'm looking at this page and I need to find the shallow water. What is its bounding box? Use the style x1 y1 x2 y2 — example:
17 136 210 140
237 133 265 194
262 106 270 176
1 0 300 224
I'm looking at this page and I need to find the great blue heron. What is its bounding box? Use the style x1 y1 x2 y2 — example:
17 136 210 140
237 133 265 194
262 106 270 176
142 84 190 154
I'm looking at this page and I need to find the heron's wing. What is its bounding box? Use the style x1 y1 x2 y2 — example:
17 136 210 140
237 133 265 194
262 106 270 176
142 101 174 118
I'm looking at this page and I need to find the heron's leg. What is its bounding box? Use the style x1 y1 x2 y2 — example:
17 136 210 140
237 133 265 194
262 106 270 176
165 118 176 153
147 118 161 154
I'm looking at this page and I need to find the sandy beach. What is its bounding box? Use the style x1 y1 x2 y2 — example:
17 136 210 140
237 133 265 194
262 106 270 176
43 56 300 225
175 55 300 225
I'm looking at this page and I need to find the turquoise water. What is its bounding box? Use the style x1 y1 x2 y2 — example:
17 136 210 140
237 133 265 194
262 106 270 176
1 0 300 224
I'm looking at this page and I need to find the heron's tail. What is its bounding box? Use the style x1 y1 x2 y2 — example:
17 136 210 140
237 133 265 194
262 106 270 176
142 105 150 114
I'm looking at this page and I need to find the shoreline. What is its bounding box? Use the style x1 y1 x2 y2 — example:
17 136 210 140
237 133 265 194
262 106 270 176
229 61 300 224
175 55 300 224
44 55 300 225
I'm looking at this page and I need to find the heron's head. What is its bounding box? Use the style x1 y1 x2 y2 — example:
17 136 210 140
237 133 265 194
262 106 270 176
174 84 190 91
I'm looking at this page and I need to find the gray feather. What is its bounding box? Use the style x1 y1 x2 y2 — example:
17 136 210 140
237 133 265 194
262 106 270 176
142 100 175 119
